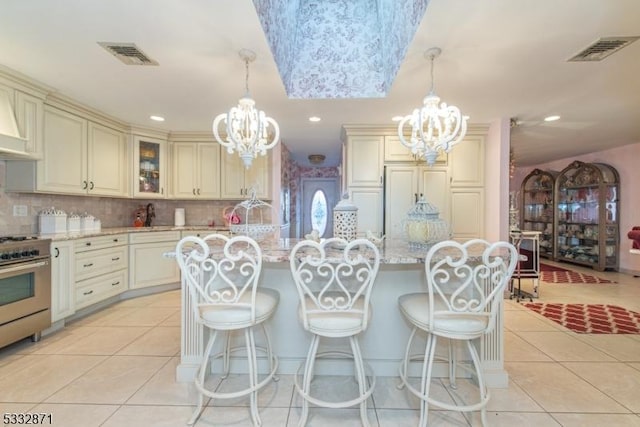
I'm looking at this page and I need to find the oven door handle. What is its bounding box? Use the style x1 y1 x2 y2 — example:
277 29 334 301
1 260 48 275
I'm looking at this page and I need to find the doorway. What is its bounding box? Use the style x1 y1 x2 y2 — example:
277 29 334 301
300 178 339 238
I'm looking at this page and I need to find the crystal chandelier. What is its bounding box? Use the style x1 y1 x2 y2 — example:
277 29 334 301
397 47 468 166
212 49 280 168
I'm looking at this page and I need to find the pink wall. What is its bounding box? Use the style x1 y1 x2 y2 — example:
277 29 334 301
510 143 640 273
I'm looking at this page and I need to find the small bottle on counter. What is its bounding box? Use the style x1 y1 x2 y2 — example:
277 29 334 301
134 215 144 228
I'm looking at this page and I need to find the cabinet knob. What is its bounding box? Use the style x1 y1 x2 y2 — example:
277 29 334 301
89 181 94 190
54 247 60 258
82 180 88 189
193 188 196 195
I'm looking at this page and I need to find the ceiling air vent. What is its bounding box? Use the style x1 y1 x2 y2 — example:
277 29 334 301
568 36 639 62
98 42 159 66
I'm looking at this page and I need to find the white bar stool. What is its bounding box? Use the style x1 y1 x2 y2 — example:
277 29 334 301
289 237 381 427
175 234 279 426
397 239 517 427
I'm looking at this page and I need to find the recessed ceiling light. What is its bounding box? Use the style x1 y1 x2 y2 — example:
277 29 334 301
309 116 321 122
391 116 404 122
150 115 165 122
544 115 560 122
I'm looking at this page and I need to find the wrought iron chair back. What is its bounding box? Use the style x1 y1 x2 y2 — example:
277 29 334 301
176 233 262 324
289 237 381 333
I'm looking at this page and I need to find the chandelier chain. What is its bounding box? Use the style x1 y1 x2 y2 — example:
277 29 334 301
429 53 435 94
245 58 250 94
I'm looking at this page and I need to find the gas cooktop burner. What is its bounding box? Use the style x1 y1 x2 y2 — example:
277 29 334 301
0 236 37 243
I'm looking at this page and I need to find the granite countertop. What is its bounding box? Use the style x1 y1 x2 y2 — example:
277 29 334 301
258 238 429 264
169 237 433 265
39 225 231 241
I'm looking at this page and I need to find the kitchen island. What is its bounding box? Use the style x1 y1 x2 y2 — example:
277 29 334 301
176 238 510 388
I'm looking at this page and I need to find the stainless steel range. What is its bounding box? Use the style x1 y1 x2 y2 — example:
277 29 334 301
0 236 51 348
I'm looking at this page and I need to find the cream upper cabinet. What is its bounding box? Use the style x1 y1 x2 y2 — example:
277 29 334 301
346 135 384 187
384 135 447 165
87 122 129 197
133 135 168 198
171 142 221 199
15 90 44 156
29 105 128 196
449 134 485 187
38 106 87 194
384 166 449 238
220 151 271 199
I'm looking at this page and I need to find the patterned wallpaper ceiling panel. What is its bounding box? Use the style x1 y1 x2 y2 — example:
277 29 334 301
253 0 429 99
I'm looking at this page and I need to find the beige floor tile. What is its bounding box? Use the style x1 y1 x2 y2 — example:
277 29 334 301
45 355 168 404
200 405 290 427
69 306 139 327
36 326 151 355
550 413 640 427
514 331 617 361
116 326 180 356
478 411 562 426
105 307 178 327
210 373 294 408
570 334 640 361
100 404 196 427
504 310 563 332
487 379 544 412
31 403 118 427
287 407 379 427
506 361 629 413
0 355 106 402
562 362 640 412
372 375 456 410
158 310 182 326
0 402 36 415
504 331 553 362
376 408 471 426
127 357 208 405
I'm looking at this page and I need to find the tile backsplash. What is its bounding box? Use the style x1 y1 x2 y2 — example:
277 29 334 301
0 190 240 235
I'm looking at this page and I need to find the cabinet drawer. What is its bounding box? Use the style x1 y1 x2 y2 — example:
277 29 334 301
180 229 229 239
75 246 128 281
129 231 181 244
75 234 127 252
75 269 127 310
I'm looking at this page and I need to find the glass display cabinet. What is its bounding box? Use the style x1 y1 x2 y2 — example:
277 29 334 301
520 168 557 258
133 136 167 198
554 161 619 271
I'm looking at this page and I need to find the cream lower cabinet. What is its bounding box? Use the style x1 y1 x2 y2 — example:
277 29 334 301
50 240 75 322
74 234 128 310
384 166 450 238
129 231 181 289
171 142 221 199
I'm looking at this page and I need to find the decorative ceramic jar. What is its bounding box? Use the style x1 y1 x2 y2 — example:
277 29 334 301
333 194 358 242
39 207 67 234
404 196 451 249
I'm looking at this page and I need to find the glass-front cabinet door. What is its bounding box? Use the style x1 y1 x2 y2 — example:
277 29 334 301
520 168 557 258
133 135 167 198
554 161 619 271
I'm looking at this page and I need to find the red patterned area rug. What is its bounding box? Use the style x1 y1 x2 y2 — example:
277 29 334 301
523 303 640 334
540 263 616 284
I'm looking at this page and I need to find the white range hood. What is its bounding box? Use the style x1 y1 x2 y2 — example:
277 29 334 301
0 90 33 159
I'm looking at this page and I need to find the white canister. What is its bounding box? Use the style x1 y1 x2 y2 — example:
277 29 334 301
80 213 95 233
39 207 67 234
174 208 185 227
67 213 81 233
